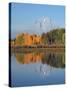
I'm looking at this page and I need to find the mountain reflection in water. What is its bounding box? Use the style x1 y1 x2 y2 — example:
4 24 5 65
14 51 64 77
11 50 65 86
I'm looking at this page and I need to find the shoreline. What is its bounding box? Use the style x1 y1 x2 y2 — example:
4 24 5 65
11 44 65 48
11 45 65 53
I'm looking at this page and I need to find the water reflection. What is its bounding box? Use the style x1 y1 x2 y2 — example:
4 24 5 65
11 50 65 86
14 51 65 68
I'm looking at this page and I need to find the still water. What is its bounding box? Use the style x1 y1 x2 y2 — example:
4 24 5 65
11 50 65 87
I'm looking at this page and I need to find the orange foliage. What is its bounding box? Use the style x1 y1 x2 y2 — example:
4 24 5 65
16 33 41 46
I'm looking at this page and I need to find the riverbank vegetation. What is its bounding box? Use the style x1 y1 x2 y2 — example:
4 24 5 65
10 28 65 48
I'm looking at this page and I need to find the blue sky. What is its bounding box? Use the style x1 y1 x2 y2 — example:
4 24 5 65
11 3 65 39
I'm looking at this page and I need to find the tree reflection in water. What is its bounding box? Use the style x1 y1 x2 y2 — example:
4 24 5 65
13 51 65 77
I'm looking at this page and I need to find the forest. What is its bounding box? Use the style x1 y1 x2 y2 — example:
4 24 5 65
11 28 65 47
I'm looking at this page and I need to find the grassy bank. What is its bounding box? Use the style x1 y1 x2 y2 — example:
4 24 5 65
11 46 65 53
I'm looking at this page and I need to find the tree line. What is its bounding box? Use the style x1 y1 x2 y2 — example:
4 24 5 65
11 28 65 46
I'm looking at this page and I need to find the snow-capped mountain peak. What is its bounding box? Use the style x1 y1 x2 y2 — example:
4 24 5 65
33 16 57 34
